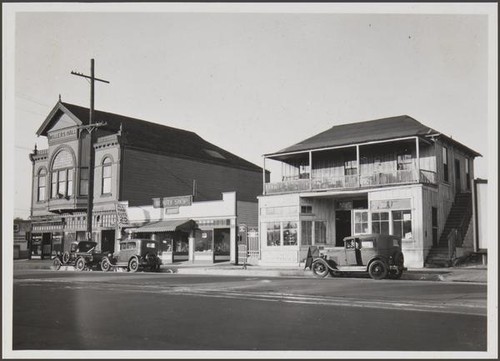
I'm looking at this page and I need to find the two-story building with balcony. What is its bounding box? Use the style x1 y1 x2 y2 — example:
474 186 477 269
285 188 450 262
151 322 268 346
29 100 265 263
258 115 480 268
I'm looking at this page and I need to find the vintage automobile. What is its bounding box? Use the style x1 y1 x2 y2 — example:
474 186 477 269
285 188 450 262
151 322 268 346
309 234 406 280
100 238 161 273
52 241 106 271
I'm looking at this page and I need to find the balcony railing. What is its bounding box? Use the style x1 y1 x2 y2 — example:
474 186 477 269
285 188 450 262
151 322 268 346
265 169 437 195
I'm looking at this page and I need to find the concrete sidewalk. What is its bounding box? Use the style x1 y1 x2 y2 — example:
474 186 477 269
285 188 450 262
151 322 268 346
12 259 487 283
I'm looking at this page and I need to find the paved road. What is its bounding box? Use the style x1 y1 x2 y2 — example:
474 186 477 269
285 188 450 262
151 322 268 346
12 270 487 351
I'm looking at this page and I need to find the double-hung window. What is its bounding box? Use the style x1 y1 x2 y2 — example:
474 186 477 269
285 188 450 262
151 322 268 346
443 147 449 182
102 157 112 194
37 169 46 201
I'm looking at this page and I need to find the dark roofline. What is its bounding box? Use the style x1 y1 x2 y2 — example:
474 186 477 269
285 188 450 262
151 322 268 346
264 115 481 158
37 101 265 173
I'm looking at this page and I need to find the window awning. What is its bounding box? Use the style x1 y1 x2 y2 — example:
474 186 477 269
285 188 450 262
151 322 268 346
133 219 197 233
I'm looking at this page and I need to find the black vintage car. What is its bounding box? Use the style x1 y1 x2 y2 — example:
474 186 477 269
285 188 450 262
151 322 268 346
100 239 161 273
309 234 406 280
52 241 106 271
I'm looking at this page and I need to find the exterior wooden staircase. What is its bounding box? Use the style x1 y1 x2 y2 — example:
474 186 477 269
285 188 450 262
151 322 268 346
425 192 473 267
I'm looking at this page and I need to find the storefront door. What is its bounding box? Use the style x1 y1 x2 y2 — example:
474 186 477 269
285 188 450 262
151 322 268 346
214 228 230 262
42 233 52 259
101 230 115 253
335 210 351 246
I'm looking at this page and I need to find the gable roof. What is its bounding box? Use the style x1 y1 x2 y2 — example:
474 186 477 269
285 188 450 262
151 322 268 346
268 115 481 158
37 101 263 172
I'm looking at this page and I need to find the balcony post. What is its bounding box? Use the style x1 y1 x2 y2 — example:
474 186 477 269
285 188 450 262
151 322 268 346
356 144 360 187
263 156 266 195
415 137 420 182
309 151 312 190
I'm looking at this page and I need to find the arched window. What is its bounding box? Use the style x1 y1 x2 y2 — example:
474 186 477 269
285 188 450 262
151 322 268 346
51 150 74 198
37 168 47 202
101 157 112 195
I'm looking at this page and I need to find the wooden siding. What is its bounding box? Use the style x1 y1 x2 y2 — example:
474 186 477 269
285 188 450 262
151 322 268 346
422 187 439 250
236 201 258 228
121 148 263 206
310 198 336 246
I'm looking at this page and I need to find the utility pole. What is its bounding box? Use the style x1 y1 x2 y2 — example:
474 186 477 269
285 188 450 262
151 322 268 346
71 59 110 240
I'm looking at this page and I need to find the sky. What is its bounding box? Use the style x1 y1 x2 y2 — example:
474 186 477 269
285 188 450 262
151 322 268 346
4 3 497 220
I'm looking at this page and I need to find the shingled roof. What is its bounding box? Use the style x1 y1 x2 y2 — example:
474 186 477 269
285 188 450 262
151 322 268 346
267 115 480 157
38 102 262 172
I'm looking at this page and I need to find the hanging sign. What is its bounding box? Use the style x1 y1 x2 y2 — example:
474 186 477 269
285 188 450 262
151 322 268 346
115 203 129 226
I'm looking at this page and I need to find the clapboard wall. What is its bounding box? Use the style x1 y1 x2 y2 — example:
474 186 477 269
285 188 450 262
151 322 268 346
120 147 263 206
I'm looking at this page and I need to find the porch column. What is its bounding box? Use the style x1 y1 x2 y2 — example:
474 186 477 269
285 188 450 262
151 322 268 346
188 230 195 263
262 157 266 195
309 151 313 190
415 137 420 182
356 145 360 187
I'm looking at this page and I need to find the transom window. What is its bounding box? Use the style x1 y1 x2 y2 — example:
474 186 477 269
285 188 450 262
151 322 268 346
102 157 112 194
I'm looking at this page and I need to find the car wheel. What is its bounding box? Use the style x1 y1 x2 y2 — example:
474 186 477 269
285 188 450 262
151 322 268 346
52 258 62 271
312 259 330 278
75 257 86 271
388 269 403 280
101 257 112 272
128 256 139 273
62 251 71 264
368 260 388 280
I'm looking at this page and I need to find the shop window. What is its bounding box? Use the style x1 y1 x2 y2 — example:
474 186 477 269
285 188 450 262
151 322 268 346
354 210 369 234
443 147 449 182
195 230 213 252
314 221 326 244
80 167 89 196
397 153 412 171
37 168 47 202
265 222 281 246
102 157 112 194
301 221 312 246
174 239 188 254
283 222 298 246
392 210 412 239
372 212 390 235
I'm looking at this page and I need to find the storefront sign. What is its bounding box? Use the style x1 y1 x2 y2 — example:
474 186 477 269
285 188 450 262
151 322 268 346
48 128 78 142
115 203 129 226
370 198 411 210
162 195 192 208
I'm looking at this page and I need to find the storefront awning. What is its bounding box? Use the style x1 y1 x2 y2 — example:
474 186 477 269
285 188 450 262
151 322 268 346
133 219 197 233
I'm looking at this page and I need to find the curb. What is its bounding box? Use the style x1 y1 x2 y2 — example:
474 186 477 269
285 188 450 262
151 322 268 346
13 262 487 283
